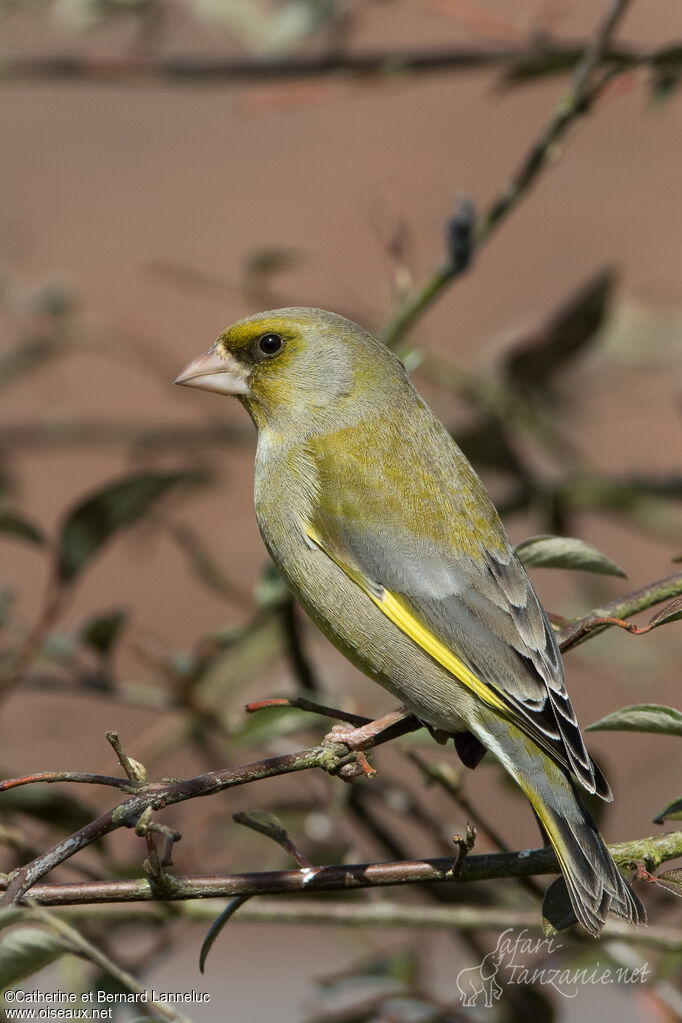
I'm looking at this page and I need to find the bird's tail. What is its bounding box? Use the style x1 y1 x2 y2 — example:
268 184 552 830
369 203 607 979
473 714 646 937
521 773 646 936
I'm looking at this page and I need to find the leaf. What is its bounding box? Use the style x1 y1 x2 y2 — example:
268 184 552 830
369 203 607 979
499 47 585 86
649 69 680 107
0 337 60 392
166 521 244 603
232 809 288 844
0 510 45 547
648 45 682 107
503 268 616 395
515 535 627 577
646 596 682 630
80 608 129 656
342 950 418 987
57 470 206 585
0 928 70 986
0 908 26 933
586 704 682 737
242 247 301 303
199 896 251 973
455 416 523 474
0 784 96 833
653 869 682 898
541 876 578 936
653 796 682 824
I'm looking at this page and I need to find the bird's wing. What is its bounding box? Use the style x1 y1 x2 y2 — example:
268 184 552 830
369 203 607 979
305 514 609 799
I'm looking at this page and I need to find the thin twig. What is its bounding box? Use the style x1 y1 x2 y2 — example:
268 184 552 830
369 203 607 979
0 41 643 85
27 903 193 1023
0 771 137 793
558 569 682 651
380 0 635 346
0 739 385 905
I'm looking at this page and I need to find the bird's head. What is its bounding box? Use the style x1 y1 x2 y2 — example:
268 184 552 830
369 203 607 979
175 307 407 433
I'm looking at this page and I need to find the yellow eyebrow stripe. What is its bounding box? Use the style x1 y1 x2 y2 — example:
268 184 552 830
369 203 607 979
305 525 508 716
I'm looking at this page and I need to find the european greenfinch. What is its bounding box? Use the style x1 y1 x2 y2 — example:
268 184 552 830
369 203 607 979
176 307 645 936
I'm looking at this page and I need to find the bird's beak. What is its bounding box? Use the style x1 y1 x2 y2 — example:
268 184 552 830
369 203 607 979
174 346 250 396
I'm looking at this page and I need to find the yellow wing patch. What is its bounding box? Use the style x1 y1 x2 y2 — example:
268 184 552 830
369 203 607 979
305 524 508 716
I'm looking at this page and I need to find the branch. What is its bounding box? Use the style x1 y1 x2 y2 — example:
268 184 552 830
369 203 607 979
1 831 679 907
0 421 246 450
0 740 381 905
189 900 682 949
0 42 642 86
26 903 192 1023
558 569 682 651
380 0 635 346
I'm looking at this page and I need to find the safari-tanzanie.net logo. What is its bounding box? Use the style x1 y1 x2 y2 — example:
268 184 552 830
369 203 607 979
455 928 650 1007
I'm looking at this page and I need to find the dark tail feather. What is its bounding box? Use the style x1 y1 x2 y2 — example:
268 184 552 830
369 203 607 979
533 779 646 937
473 713 646 936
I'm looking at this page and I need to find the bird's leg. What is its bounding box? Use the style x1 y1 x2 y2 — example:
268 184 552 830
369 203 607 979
323 705 421 750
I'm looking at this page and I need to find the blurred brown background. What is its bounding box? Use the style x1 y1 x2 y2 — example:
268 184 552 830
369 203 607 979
0 1 681 1019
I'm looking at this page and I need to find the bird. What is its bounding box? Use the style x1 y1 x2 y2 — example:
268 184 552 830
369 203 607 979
175 307 645 936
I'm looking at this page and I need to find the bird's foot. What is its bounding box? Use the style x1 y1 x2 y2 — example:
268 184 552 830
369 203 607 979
323 706 419 751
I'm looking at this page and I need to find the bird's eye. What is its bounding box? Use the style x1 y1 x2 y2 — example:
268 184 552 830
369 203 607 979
257 333 284 356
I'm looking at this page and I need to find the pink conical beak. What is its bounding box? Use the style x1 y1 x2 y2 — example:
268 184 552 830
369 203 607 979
174 346 249 396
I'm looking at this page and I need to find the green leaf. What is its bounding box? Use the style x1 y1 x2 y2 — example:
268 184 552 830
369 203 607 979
503 268 615 395
323 950 419 987
499 47 586 86
0 510 45 547
586 704 682 736
0 337 60 392
0 908 27 933
646 596 682 630
541 876 578 936
455 416 524 475
80 608 128 656
515 535 627 577
654 869 682 897
653 796 682 824
57 470 206 585
199 896 251 973
166 521 243 603
242 247 302 304
0 927 70 986
232 809 288 844
0 784 96 833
